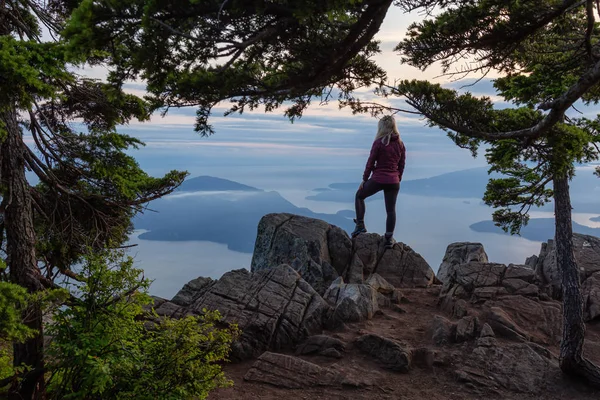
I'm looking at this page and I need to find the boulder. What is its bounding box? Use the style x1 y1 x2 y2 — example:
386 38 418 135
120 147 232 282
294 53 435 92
455 316 479 343
460 343 558 393
244 352 363 389
155 265 330 360
454 262 506 290
504 264 535 283
482 307 529 342
583 272 600 321
437 242 489 284
295 335 346 356
251 214 350 294
355 334 412 372
430 315 456 345
351 234 435 288
484 295 562 345
171 276 214 306
502 278 530 293
530 234 600 298
250 214 434 294
366 273 395 294
323 278 379 326
480 323 495 338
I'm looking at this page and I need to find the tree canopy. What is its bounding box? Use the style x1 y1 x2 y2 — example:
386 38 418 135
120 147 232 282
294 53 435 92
63 0 393 134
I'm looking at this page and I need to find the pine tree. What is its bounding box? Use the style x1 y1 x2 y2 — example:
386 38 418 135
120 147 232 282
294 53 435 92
1 2 185 398
348 0 600 386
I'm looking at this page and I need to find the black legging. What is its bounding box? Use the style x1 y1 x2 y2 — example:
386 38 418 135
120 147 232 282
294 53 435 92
355 179 400 234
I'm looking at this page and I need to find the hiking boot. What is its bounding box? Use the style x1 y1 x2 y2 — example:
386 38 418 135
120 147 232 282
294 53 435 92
384 233 396 249
351 219 367 238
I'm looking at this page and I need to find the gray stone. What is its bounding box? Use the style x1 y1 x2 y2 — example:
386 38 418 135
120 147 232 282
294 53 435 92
295 335 346 356
366 273 395 294
480 323 495 338
250 214 346 295
583 272 600 321
376 292 392 308
244 352 362 389
351 234 435 288
532 234 600 298
453 299 469 318
156 265 330 360
431 315 456 345
472 286 508 300
454 262 506 289
391 289 405 304
505 264 535 283
485 295 562 345
515 284 540 297
461 343 557 393
355 334 412 372
502 278 530 293
324 279 379 326
455 316 479 343
483 306 529 342
476 336 497 348
171 276 214 306
437 242 489 284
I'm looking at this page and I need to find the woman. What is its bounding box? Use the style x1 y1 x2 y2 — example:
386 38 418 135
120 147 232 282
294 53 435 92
352 115 406 249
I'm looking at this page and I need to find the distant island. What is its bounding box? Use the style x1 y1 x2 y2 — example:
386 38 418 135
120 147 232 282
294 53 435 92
134 176 353 253
176 176 262 192
307 167 600 214
470 218 600 242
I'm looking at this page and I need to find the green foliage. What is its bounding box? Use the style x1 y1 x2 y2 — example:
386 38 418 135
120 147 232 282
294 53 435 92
0 283 33 381
0 37 71 109
378 1 600 235
63 0 389 135
46 251 237 400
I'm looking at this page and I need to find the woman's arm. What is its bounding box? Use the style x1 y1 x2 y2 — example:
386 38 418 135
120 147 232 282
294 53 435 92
362 140 379 182
398 143 406 182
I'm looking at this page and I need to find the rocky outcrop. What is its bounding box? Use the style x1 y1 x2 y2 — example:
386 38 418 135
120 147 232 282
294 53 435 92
243 352 364 389
155 265 329 360
437 242 488 283
530 234 600 298
295 335 346 358
355 334 412 372
459 343 558 394
438 243 544 313
583 272 600 321
437 242 564 345
323 278 379 327
251 214 349 295
525 234 600 321
251 214 435 295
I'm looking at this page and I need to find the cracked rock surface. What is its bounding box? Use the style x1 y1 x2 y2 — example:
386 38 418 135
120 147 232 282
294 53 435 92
154 264 329 360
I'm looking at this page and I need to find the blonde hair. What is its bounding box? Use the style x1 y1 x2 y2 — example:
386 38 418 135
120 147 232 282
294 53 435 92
375 115 401 146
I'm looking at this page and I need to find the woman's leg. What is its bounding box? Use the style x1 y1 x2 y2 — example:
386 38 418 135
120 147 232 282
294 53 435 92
383 183 400 235
355 179 383 222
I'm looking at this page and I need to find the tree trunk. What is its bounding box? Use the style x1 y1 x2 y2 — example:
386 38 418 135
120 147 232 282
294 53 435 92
1 106 46 399
554 172 600 387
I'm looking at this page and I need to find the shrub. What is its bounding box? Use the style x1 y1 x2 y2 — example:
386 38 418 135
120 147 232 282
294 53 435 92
46 251 237 399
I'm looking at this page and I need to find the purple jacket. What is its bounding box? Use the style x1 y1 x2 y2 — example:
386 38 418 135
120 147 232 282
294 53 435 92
362 135 406 184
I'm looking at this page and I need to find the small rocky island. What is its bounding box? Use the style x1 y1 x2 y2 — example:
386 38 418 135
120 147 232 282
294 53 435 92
151 213 600 399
